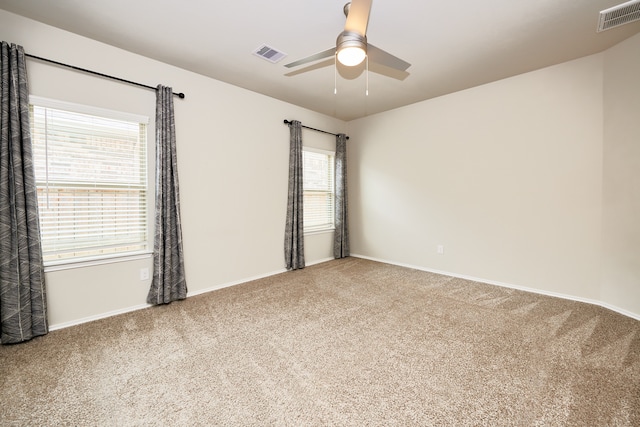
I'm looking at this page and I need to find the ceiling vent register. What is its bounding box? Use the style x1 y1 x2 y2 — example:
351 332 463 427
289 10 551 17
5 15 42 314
597 0 640 32
253 45 287 63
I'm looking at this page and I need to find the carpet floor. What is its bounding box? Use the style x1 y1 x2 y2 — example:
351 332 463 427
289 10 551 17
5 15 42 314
1 257 639 426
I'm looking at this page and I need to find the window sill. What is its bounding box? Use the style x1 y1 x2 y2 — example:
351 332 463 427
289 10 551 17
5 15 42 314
44 251 153 273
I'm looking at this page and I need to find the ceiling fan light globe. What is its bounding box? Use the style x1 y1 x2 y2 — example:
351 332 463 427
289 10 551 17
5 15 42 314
336 30 367 67
337 46 366 66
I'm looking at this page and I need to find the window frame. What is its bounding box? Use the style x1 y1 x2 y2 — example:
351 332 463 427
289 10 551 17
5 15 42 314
29 96 153 268
302 146 336 234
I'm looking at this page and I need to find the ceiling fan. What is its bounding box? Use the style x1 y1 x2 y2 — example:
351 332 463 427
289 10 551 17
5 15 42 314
283 0 411 77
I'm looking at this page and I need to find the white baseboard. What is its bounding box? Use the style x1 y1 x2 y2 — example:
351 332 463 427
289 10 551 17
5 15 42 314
49 257 337 331
351 254 640 321
187 257 334 298
54 254 632 332
49 303 152 331
187 268 288 298
307 257 335 266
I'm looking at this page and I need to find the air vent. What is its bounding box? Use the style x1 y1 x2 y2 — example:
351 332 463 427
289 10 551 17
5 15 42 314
253 45 287 63
597 0 640 32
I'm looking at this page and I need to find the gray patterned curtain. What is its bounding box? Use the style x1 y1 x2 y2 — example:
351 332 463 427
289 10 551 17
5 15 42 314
147 85 187 305
284 120 305 270
334 133 350 258
0 41 48 344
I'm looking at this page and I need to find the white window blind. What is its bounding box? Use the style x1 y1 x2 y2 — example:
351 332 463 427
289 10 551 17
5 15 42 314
303 147 335 232
29 99 149 263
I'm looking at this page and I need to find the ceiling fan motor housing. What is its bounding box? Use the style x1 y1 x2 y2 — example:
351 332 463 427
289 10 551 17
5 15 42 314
336 30 367 66
337 31 367 52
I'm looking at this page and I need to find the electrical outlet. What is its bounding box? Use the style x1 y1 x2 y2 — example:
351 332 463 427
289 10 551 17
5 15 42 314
437 245 444 255
139 268 149 281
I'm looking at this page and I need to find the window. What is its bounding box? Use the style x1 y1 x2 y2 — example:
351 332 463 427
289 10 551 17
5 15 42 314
29 97 149 264
303 147 335 232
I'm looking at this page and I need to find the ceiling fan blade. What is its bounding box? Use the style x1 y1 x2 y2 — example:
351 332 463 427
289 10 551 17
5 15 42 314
284 58 334 77
367 44 411 72
344 0 372 35
369 62 410 81
284 47 336 68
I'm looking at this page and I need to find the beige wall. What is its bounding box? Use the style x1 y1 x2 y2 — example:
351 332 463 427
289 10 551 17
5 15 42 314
602 33 640 316
348 55 607 306
1 10 346 328
348 34 640 318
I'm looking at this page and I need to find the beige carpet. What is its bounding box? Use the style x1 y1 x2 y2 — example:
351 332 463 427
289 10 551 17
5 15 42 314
1 257 639 426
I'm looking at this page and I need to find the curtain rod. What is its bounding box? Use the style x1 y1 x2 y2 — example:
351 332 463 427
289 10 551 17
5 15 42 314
25 53 185 99
283 119 349 140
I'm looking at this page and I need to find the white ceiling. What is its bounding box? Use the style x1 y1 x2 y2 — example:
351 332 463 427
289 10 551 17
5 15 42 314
1 0 639 121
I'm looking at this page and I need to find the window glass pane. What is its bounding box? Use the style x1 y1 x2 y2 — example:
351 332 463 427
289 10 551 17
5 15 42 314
303 149 334 232
30 104 148 263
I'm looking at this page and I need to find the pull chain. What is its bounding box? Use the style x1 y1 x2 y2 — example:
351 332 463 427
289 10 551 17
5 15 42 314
366 56 369 96
334 54 338 95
